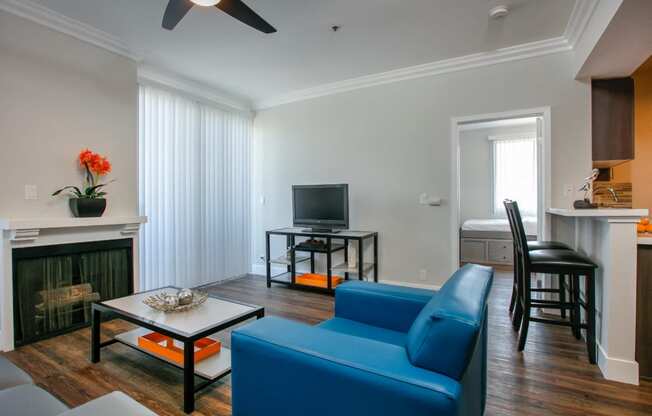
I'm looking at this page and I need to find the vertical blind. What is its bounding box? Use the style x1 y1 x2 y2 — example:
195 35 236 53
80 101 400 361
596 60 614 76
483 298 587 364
492 137 538 216
138 85 252 290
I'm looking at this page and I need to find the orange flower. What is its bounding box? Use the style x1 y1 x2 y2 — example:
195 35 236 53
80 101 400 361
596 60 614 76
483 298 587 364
78 149 95 166
79 149 111 176
90 155 111 176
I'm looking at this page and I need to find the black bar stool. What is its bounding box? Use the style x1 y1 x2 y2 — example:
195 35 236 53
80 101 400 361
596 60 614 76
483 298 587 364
503 208 572 316
504 200 598 363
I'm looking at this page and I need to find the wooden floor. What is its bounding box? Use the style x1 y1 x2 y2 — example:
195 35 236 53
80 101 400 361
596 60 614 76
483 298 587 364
4 272 652 415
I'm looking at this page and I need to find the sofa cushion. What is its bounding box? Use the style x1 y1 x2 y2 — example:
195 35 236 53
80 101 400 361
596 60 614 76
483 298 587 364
334 281 435 333
0 385 68 416
318 317 407 346
406 264 493 380
58 391 157 416
0 355 33 390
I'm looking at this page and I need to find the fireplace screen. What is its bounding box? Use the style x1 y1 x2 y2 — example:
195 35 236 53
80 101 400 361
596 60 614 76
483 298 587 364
13 239 133 346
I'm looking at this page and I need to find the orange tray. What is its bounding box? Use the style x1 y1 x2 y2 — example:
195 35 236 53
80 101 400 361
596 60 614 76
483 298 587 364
296 273 343 289
137 332 220 365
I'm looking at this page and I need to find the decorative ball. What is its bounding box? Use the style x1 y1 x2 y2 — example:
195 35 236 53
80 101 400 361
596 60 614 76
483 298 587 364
177 289 194 306
163 293 179 307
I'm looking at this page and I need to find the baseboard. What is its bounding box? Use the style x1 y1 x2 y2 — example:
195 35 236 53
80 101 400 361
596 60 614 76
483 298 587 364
378 280 441 291
250 263 285 276
597 342 639 385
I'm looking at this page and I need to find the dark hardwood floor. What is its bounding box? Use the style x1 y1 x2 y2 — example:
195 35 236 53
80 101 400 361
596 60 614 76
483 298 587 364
4 272 652 415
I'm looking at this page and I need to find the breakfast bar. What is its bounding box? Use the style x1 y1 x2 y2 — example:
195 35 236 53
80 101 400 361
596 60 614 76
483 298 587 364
548 208 648 385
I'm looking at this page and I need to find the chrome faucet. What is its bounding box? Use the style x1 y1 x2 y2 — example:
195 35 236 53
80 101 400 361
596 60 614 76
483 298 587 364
607 187 619 202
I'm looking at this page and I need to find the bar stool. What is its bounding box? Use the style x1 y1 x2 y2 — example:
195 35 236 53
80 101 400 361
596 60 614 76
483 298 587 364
504 200 598 363
503 203 572 316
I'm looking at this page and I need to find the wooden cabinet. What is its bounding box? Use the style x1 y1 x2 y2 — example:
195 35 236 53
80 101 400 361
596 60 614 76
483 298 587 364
637 244 652 379
592 77 635 167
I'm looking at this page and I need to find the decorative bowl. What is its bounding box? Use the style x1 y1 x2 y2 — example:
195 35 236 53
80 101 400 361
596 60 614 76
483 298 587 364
143 290 208 313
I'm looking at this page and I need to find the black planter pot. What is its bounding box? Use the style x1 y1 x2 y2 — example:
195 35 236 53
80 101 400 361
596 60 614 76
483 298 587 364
69 198 107 218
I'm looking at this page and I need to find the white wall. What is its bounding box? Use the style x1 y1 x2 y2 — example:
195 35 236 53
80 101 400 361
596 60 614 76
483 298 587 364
0 11 138 218
253 51 591 286
459 123 537 223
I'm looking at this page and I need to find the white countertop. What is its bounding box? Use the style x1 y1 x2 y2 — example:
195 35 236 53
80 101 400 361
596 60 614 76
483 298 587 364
0 216 147 230
638 235 652 245
547 208 648 218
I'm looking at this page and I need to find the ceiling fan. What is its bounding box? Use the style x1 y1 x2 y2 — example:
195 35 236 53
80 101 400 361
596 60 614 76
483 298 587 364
162 0 276 33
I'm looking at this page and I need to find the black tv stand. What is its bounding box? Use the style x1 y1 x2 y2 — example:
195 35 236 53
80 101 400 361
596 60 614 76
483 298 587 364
265 228 378 294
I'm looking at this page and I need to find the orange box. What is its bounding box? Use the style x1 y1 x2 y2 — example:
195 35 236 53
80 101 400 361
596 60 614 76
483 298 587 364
296 273 343 289
138 332 220 365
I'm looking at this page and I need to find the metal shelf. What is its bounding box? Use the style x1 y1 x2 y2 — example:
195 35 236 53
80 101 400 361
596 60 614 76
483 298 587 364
268 255 309 266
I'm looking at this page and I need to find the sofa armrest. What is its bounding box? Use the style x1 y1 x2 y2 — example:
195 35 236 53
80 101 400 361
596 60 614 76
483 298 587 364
335 281 435 332
232 317 460 416
58 392 157 416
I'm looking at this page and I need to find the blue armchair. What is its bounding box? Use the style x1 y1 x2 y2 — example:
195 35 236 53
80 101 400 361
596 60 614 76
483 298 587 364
232 264 493 416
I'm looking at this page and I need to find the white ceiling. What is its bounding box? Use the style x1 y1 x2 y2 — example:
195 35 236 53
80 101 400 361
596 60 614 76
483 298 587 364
32 0 576 105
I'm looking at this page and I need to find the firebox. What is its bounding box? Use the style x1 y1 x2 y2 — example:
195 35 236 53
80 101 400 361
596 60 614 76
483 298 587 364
12 239 133 346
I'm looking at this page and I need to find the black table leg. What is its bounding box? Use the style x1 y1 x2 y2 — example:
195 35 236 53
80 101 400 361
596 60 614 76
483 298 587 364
344 241 349 280
184 340 195 413
358 238 364 280
90 306 101 363
373 234 378 282
327 238 332 290
290 235 296 284
266 232 271 288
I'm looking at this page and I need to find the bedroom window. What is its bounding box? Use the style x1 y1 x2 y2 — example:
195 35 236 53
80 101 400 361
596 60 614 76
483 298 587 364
491 135 538 217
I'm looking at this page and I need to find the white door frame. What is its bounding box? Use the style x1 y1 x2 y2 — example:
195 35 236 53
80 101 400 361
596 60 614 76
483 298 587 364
449 106 552 273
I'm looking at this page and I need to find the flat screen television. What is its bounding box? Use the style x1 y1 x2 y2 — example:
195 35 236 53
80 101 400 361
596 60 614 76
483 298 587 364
292 184 349 232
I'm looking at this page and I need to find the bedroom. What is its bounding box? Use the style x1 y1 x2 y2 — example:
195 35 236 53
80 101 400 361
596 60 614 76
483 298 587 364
459 116 540 268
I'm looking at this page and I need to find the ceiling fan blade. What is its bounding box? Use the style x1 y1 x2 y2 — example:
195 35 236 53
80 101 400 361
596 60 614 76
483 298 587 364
162 0 194 30
216 0 277 34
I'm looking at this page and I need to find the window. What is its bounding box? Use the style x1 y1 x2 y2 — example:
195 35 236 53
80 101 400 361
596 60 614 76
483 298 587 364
491 135 538 217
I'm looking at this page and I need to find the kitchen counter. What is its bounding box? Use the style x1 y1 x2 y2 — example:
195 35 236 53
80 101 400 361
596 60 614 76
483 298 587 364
638 234 652 245
549 207 648 384
548 208 648 218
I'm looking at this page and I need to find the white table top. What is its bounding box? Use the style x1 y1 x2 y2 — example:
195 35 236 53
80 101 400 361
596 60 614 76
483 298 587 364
102 288 260 337
547 208 648 218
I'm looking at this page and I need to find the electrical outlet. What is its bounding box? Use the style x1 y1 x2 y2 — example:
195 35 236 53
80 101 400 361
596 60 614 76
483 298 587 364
419 269 427 281
24 185 38 200
563 184 573 197
260 195 266 205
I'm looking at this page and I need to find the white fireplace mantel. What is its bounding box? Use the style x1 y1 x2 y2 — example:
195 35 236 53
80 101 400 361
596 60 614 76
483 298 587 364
0 216 147 351
0 216 147 243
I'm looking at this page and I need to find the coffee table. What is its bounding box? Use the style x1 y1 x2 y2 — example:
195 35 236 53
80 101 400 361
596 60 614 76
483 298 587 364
89 287 264 413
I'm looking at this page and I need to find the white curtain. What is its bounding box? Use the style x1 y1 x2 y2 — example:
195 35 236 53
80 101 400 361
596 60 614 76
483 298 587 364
138 85 252 290
492 137 538 216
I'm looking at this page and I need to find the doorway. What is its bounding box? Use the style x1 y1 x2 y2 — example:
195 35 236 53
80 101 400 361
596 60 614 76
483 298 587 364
450 107 551 273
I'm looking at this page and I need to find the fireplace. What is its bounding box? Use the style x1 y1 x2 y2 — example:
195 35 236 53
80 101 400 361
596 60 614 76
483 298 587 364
12 239 134 346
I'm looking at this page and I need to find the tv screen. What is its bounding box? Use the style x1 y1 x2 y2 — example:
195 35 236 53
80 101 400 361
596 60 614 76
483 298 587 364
293 184 349 230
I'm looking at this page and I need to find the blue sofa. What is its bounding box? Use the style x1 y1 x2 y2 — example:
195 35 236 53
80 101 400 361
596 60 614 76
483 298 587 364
232 264 493 416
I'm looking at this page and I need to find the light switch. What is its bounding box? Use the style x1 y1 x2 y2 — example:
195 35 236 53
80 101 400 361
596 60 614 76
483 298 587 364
24 185 38 200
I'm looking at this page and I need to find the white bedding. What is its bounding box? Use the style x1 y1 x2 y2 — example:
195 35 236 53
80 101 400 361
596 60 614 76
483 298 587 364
462 217 537 236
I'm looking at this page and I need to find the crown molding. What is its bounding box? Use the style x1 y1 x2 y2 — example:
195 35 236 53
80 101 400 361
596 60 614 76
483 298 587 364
254 0 599 110
564 0 599 48
0 0 141 61
254 36 572 110
137 65 253 115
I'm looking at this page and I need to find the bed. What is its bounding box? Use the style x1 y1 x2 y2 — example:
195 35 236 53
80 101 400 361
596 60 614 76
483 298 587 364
460 217 537 266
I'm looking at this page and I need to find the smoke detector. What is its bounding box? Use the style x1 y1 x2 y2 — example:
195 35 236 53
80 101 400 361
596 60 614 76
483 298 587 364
489 5 509 19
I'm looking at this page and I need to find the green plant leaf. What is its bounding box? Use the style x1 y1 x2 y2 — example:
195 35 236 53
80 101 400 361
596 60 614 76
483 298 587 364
52 186 83 197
